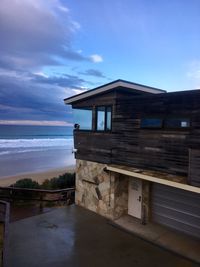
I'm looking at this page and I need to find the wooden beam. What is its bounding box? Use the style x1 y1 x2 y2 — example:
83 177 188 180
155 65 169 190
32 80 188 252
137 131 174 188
106 165 200 194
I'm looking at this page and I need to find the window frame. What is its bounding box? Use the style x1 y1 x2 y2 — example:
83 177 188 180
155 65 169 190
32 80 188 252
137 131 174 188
140 116 191 130
73 106 93 131
95 105 112 132
163 117 191 129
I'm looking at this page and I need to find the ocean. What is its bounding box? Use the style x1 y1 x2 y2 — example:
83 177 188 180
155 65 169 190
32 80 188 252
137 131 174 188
0 125 75 178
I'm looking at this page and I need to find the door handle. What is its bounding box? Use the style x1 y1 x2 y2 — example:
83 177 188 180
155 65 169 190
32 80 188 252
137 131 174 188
137 196 142 202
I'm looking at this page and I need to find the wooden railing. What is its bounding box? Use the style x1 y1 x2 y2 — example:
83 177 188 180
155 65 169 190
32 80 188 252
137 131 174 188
0 186 75 266
0 186 75 209
0 201 10 267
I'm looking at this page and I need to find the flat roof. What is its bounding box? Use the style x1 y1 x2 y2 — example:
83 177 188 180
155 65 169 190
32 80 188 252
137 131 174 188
64 79 166 104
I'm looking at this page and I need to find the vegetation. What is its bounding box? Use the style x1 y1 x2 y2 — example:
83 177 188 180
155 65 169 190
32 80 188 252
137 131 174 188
11 178 40 189
11 172 75 190
40 173 75 190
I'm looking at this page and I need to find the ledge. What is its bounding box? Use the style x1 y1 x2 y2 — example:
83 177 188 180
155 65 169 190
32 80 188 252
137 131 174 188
106 165 200 194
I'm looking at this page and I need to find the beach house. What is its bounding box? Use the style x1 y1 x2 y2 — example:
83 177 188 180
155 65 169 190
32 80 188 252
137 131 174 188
64 79 200 239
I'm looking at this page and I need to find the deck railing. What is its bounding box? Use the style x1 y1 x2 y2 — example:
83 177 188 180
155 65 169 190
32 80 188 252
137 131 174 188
0 201 10 267
0 186 75 208
0 186 75 266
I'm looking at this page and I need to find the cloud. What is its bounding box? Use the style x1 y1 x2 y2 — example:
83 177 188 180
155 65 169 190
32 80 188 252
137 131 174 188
90 54 103 63
0 70 84 121
79 69 106 78
186 60 200 88
0 0 99 70
34 72 49 78
0 0 70 69
57 5 69 13
0 0 104 125
0 120 73 126
72 88 87 95
32 73 87 88
187 60 200 79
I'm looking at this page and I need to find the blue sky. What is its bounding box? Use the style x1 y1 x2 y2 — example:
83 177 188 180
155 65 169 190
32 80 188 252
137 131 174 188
0 0 200 126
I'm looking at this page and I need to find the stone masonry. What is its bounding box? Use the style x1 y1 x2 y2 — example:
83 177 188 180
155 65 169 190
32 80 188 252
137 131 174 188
75 159 128 220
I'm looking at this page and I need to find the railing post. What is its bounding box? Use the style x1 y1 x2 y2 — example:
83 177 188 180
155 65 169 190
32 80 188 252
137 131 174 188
39 194 43 212
0 201 10 267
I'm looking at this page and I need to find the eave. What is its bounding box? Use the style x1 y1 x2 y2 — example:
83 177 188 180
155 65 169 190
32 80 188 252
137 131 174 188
64 79 166 104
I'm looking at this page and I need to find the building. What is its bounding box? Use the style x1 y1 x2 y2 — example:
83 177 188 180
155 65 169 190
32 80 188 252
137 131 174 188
64 79 200 239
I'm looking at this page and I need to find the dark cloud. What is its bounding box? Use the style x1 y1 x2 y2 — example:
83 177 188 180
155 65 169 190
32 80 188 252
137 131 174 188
0 0 105 124
32 73 87 88
79 69 106 78
0 0 94 71
0 0 65 69
0 70 84 122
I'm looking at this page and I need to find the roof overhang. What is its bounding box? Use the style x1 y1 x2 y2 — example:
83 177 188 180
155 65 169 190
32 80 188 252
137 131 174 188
64 79 166 104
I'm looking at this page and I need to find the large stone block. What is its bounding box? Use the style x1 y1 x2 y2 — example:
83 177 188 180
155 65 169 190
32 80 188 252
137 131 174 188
75 160 130 220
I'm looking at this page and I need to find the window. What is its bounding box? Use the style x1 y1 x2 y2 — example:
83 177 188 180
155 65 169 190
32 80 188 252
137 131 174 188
73 108 92 130
140 117 190 129
96 106 112 131
141 118 162 128
106 107 112 131
164 118 190 128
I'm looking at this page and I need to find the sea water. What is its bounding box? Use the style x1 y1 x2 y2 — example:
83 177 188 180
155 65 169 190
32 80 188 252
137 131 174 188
0 125 75 178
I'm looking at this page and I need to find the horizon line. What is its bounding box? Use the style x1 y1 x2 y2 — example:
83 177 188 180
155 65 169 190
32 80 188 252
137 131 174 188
0 120 73 127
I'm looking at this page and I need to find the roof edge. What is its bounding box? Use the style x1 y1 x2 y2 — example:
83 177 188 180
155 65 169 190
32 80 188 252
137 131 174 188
64 79 166 104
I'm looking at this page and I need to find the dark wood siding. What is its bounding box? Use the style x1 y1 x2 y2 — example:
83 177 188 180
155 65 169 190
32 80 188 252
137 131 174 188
189 149 200 187
72 91 117 108
72 89 200 178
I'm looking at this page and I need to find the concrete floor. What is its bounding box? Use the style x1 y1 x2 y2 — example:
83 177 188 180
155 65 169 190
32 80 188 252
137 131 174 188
8 205 199 267
113 215 200 264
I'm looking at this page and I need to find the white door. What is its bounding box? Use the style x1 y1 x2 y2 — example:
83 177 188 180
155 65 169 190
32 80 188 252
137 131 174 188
128 178 142 219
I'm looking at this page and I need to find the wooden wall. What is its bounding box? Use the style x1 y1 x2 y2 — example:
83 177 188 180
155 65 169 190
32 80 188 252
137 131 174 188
72 89 200 178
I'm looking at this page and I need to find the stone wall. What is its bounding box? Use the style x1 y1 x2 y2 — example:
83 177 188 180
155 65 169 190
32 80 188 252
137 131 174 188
75 160 128 219
76 159 114 219
114 174 128 219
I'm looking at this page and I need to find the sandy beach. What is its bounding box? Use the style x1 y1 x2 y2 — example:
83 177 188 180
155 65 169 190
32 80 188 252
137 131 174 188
0 125 75 187
0 166 75 187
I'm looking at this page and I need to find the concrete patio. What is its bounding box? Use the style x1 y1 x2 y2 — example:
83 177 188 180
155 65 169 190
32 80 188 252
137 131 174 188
8 205 199 267
112 215 200 264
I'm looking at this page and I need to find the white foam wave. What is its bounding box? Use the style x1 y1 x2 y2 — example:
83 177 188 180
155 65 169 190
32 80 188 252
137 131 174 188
0 138 73 149
0 147 71 156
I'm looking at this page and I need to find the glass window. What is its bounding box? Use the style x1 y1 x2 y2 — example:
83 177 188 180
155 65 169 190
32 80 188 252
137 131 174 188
164 118 190 128
106 107 112 131
73 108 92 130
141 118 162 128
96 106 112 131
97 107 105 131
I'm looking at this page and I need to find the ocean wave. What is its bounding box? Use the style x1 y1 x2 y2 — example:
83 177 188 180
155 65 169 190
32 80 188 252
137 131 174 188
0 147 73 156
0 138 73 149
0 148 43 156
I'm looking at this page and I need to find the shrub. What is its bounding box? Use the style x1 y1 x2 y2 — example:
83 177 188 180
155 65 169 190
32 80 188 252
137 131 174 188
11 178 40 189
41 173 75 190
10 173 75 190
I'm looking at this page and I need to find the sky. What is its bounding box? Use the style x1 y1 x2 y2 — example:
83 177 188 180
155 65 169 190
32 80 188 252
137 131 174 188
0 0 200 126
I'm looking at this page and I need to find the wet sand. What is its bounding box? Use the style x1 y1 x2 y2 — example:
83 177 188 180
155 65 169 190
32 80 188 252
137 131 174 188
0 148 75 178
0 166 75 187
